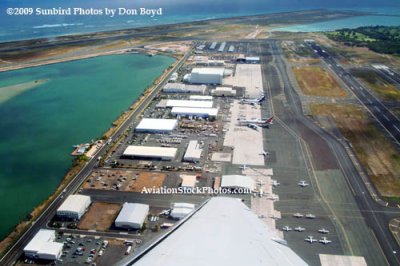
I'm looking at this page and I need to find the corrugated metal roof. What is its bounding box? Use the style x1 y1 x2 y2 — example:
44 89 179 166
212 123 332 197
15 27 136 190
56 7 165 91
166 100 213 109
123 146 177 159
221 175 255 191
183 141 202 161
130 197 308 266
171 107 219 117
136 118 177 132
57 195 91 214
191 68 225 75
115 203 149 225
24 229 55 253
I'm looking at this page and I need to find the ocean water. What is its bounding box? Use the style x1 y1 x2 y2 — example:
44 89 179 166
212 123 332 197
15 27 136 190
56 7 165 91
272 14 400 32
0 54 175 239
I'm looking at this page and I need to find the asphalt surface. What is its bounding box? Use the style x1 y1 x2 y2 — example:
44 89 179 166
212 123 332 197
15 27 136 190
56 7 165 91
0 48 192 265
373 67 400 89
267 39 400 265
307 42 400 146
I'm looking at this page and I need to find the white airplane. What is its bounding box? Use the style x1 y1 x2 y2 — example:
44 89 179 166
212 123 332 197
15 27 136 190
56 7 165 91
267 194 279 201
294 226 305 232
239 164 247 170
319 237 332 245
260 150 270 157
293 213 304 218
238 116 273 127
271 180 280 187
282 226 293 232
247 123 259 130
318 228 329 234
306 214 316 219
240 95 266 105
298 180 309 187
269 214 280 220
305 236 317 244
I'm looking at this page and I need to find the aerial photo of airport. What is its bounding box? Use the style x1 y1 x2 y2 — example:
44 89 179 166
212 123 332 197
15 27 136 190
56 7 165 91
0 0 400 265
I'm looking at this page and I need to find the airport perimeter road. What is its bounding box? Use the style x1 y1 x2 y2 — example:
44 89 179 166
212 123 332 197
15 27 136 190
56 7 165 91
307 42 400 146
373 66 400 88
0 49 191 265
268 40 400 265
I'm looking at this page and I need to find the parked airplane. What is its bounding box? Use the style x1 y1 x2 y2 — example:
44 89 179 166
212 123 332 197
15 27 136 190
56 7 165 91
319 237 332 245
305 236 317 244
298 180 309 187
293 213 304 218
238 116 274 127
271 180 280 187
260 150 270 157
269 214 280 220
240 95 265 105
294 226 305 232
247 123 259 130
318 228 329 234
282 226 293 232
267 194 279 201
306 214 316 219
239 164 247 170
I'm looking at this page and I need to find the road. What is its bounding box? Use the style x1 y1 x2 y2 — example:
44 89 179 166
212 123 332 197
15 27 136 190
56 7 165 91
307 42 400 146
0 48 192 265
268 40 400 265
372 66 400 89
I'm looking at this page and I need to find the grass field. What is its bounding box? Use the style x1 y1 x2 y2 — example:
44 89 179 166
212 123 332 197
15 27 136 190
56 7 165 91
310 104 400 197
293 66 347 97
350 68 400 101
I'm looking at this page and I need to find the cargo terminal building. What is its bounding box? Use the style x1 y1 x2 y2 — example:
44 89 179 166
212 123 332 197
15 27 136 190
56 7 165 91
122 146 178 161
135 118 178 133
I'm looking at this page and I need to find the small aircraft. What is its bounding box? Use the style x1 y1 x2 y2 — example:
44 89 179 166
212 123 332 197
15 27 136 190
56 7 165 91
293 213 304 218
294 226 305 232
260 150 270 157
282 226 293 232
247 123 259 130
319 237 332 245
269 214 280 220
306 214 316 219
305 236 317 244
239 164 247 170
271 180 280 187
298 180 309 187
318 228 329 234
240 94 265 105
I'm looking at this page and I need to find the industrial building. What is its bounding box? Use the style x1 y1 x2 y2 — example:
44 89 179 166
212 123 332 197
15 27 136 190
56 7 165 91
211 86 237 97
189 95 213 101
162 83 206 94
24 229 63 261
168 72 178 82
183 140 203 162
221 175 255 191
157 99 213 109
115 203 149 230
245 57 260 64
180 175 197 189
56 195 91 220
135 118 178 133
218 42 226 52
189 68 225 85
129 197 307 266
171 107 219 118
228 45 235 52
170 202 195 219
209 42 217 50
123 146 178 161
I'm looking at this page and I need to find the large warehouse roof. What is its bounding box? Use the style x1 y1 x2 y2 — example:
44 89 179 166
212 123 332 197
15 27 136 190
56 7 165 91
57 195 91 215
221 175 255 191
123 146 177 160
171 107 219 117
189 95 213 101
135 118 178 132
192 68 225 75
24 229 55 254
166 100 213 109
24 229 63 260
115 203 149 228
183 140 203 162
126 197 307 266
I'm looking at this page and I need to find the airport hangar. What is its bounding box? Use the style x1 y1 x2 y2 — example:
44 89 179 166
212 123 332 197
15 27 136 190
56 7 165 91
56 194 91 220
122 146 178 161
135 118 178 133
171 107 219 119
221 175 256 192
23 229 63 261
162 83 206 94
187 68 225 85
115 203 149 230
183 140 203 162
170 202 195 220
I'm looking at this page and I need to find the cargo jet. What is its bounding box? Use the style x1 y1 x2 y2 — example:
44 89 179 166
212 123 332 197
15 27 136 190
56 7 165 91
239 95 265 105
238 116 273 127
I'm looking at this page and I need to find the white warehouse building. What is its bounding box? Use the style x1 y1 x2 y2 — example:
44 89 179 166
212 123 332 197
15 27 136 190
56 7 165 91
221 175 255 192
165 100 213 109
123 146 177 161
211 86 237 97
171 107 219 118
24 229 63 261
56 195 91 220
115 203 149 229
163 83 206 94
189 68 225 85
170 202 195 219
183 140 203 162
135 118 178 133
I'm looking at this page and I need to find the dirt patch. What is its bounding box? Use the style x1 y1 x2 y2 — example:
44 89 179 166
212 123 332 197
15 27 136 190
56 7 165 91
293 66 347 97
78 202 121 231
310 104 400 197
127 172 166 192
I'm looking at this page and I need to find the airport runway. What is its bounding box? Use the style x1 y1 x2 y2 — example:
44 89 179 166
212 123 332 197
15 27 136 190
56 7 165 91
307 42 400 146
266 40 400 265
0 47 192 265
